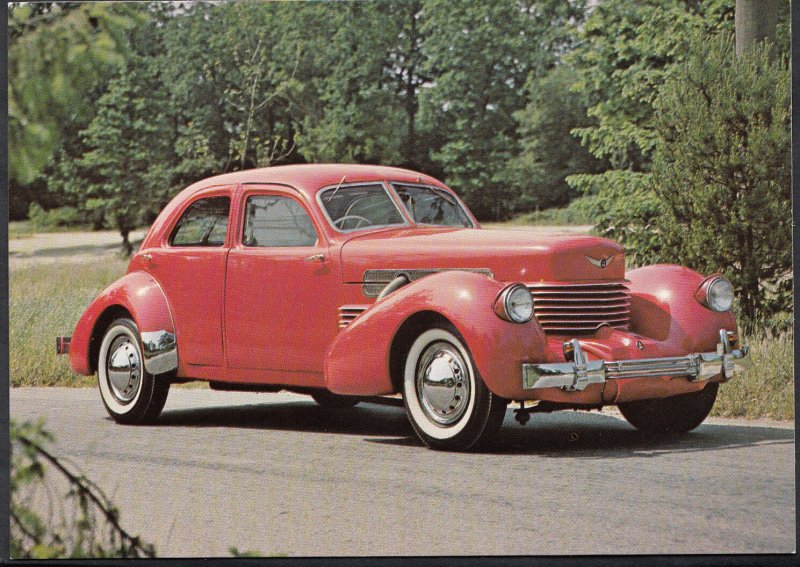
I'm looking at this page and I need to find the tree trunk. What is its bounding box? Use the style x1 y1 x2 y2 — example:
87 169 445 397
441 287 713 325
120 229 133 257
735 0 779 57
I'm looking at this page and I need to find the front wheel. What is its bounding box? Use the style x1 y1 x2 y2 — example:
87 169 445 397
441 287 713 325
403 326 507 451
617 382 719 435
97 318 170 424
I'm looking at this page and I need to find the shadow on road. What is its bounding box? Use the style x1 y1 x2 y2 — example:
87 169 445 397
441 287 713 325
158 400 415 438
491 414 795 458
9 238 144 259
156 399 793 457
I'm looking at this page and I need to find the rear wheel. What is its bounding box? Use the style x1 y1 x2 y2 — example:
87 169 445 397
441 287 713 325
311 390 360 408
403 326 507 451
617 383 719 435
97 318 170 424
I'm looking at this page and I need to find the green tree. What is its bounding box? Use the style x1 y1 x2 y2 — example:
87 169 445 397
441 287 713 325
420 0 585 220
8 2 145 216
159 2 293 179
565 0 734 255
650 34 791 323
508 65 608 210
71 58 176 254
289 2 405 164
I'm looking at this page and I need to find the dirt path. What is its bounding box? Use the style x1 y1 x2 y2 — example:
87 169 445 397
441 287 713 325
8 229 147 269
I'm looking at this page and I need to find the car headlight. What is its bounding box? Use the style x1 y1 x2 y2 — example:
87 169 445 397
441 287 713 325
494 284 534 323
696 275 734 312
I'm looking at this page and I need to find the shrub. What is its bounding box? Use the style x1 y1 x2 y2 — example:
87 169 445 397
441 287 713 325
650 33 791 322
27 203 87 229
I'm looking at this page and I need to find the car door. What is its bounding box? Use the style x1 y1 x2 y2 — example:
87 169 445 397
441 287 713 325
146 187 233 367
224 185 339 373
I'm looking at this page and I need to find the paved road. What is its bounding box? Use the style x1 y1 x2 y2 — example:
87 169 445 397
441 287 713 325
10 387 795 557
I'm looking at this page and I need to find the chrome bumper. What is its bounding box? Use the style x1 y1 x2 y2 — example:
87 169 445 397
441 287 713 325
523 329 750 392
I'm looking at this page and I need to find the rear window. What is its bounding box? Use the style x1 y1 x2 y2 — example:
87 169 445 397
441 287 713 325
170 196 230 246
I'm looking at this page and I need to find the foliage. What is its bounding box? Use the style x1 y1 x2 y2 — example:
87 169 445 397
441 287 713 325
10 418 156 558
566 0 735 241
289 1 406 165
487 196 594 227
8 3 144 185
568 171 662 266
73 60 175 253
420 0 587 219
568 0 734 169
27 203 90 229
649 33 791 321
509 65 608 210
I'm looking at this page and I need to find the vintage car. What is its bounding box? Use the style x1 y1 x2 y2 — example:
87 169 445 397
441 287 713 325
58 164 750 450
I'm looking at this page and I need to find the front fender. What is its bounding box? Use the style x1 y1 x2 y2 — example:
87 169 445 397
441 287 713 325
69 271 177 376
324 271 548 398
627 264 737 351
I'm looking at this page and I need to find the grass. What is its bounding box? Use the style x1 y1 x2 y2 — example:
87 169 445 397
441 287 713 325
10 259 130 387
9 220 94 239
712 330 794 420
484 197 594 228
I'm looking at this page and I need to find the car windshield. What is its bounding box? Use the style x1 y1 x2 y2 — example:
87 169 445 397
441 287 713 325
319 183 406 232
392 183 473 228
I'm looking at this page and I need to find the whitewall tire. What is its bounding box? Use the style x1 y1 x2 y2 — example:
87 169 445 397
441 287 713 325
403 326 507 451
97 318 170 424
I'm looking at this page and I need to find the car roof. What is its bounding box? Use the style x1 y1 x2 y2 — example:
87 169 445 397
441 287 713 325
179 163 448 202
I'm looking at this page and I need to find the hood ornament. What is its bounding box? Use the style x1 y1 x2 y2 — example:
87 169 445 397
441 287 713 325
586 254 616 269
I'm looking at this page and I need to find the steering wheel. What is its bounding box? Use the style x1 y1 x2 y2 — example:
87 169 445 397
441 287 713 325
334 215 372 230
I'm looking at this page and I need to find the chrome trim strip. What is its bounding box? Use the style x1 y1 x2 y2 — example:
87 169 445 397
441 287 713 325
527 280 632 288
362 268 494 297
338 305 369 328
140 330 178 375
522 329 750 391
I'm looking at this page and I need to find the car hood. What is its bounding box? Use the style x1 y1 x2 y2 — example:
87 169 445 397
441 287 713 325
339 227 625 284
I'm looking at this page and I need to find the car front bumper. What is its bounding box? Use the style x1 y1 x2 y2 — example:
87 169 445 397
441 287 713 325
523 329 750 392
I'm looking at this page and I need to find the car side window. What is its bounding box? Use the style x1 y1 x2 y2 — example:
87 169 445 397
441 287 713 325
243 195 318 247
170 196 231 247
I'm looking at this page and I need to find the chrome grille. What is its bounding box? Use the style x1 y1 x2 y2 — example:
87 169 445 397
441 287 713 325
527 281 631 334
338 305 368 329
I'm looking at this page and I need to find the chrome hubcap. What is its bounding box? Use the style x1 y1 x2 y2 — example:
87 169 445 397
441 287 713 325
106 336 142 403
416 341 470 425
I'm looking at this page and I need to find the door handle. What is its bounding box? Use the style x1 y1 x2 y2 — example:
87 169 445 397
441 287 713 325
304 254 325 263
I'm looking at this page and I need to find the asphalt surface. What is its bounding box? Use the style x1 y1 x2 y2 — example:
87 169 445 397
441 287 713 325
10 387 796 557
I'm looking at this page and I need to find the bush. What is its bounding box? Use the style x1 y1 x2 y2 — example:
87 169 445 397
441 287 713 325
567 170 662 267
27 203 88 229
650 33 791 322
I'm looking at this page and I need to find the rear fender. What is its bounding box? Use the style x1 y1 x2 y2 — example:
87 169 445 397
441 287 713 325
69 271 177 376
627 265 737 351
324 271 548 398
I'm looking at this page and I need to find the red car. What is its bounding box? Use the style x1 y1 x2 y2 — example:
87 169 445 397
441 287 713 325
58 164 750 450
